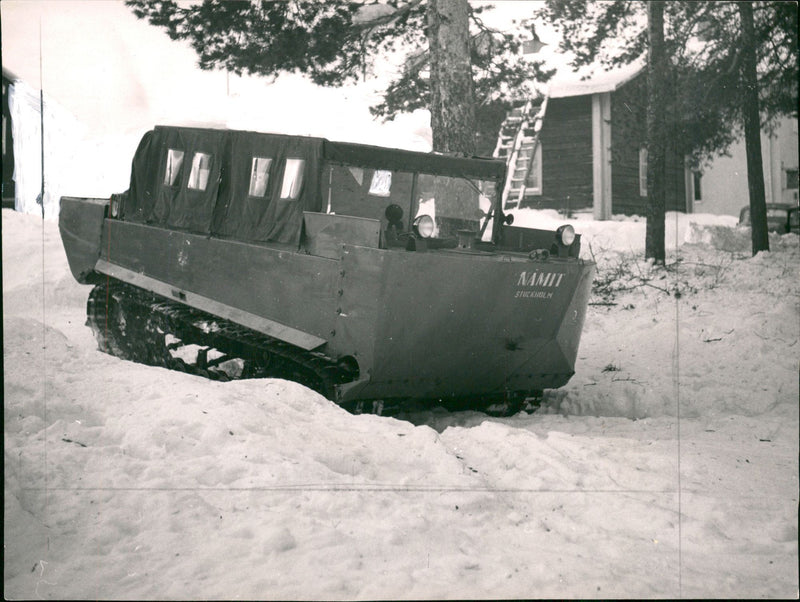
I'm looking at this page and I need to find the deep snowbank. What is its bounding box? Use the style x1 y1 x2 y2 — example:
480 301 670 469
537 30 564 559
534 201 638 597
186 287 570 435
509 208 742 255
3 209 798 599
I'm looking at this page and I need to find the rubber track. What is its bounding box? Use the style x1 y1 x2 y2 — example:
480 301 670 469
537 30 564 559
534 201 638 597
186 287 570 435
87 280 354 399
86 281 539 417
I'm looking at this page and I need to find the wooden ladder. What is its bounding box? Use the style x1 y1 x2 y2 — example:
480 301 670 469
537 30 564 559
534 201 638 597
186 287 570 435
493 100 542 210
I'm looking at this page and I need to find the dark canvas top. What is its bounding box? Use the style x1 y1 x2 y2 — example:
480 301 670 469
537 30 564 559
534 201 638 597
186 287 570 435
124 126 506 245
127 127 227 233
322 140 506 180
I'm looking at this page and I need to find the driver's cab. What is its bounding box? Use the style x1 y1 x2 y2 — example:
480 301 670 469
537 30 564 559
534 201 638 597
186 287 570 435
321 161 500 251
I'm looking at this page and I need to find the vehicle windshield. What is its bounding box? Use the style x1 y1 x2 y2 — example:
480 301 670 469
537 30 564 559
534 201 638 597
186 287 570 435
414 174 498 241
323 163 500 241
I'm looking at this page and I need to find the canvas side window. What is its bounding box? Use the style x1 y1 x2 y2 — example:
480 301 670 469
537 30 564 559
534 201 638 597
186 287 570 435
280 158 305 199
164 149 185 186
639 146 648 197
187 152 212 191
524 143 542 195
249 157 273 197
369 170 392 196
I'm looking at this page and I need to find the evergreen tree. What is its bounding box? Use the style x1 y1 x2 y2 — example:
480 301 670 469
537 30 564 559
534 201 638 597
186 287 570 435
738 1 769 254
645 1 667 263
125 0 554 155
537 0 798 256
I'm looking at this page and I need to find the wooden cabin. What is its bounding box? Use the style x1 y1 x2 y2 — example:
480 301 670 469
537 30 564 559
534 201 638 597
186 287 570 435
497 67 691 218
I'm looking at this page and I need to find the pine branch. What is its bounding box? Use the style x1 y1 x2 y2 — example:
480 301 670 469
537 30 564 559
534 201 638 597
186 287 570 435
351 0 425 31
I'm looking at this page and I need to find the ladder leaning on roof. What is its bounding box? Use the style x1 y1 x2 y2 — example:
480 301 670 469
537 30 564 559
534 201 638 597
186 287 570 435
493 99 543 210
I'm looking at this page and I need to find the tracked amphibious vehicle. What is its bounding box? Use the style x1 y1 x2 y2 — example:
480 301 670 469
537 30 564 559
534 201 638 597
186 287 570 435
59 126 594 413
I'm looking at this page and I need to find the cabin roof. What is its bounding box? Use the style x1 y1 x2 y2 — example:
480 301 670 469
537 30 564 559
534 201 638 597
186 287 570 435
548 64 644 99
2 67 21 84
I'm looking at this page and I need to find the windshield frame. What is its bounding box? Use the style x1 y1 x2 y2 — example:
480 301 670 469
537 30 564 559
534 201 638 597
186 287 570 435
322 158 506 246
410 172 504 243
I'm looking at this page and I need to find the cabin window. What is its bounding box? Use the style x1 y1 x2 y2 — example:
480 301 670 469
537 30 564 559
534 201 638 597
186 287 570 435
693 171 703 201
348 167 364 186
325 163 414 225
164 149 185 186
785 168 799 190
639 146 648 197
369 170 392 197
248 157 273 197
280 158 305 199
524 143 542 195
187 152 212 191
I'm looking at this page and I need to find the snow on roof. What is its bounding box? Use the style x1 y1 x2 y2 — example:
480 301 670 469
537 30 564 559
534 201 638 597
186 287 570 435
2 67 22 83
547 61 645 99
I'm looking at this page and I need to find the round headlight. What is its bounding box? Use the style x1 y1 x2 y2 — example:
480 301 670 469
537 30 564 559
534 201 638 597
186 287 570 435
556 224 576 246
413 215 435 238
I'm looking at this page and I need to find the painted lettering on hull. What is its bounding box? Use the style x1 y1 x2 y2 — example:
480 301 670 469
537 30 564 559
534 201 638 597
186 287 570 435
514 270 566 300
516 271 565 288
515 289 554 299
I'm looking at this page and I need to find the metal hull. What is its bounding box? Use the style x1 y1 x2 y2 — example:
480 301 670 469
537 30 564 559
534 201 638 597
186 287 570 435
60 197 594 404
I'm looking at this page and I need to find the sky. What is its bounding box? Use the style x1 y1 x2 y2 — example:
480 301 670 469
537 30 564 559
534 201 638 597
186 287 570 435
0 1 573 140
0 1 640 209
2 0 204 134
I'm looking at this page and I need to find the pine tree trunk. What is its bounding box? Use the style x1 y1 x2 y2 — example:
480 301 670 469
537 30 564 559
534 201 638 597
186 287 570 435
426 0 477 154
738 1 770 255
645 1 667 264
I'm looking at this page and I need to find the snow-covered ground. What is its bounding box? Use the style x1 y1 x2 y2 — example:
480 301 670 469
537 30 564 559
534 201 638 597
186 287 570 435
3 208 798 599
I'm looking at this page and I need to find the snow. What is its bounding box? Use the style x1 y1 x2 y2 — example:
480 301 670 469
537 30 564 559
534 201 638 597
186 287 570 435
547 61 645 99
4 207 798 599
508 208 742 255
2 1 799 597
